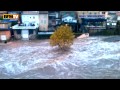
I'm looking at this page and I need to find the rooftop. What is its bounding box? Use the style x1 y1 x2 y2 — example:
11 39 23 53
22 11 48 15
39 11 48 14
0 22 10 24
22 11 39 15
108 11 117 13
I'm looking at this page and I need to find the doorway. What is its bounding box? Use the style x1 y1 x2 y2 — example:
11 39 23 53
22 29 29 40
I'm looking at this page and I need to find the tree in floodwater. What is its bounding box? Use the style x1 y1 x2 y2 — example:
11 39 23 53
50 24 75 50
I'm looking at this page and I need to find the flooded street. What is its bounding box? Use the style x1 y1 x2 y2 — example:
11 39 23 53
0 36 120 79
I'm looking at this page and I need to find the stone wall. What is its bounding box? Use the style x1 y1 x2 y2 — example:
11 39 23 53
14 30 22 40
29 30 36 40
14 29 37 40
0 30 11 41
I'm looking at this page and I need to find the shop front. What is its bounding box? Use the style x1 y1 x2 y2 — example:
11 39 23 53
12 24 37 40
79 15 107 35
0 22 11 42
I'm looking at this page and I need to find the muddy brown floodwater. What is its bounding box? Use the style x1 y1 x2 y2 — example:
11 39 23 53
0 36 120 79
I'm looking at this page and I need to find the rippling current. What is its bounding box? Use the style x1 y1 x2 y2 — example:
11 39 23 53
0 36 120 79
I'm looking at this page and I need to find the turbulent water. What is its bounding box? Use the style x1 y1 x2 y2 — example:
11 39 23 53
0 36 120 79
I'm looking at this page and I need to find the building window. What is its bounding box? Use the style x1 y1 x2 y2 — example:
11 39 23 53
94 12 96 14
83 12 84 15
0 24 8 28
69 19 72 22
102 12 105 14
30 17 31 18
44 15 47 18
33 17 35 19
29 29 33 34
43 27 46 30
89 12 92 14
65 19 67 22
41 20 43 23
44 20 46 24
17 30 21 34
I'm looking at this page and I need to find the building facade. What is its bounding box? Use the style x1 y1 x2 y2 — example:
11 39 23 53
0 11 7 22
0 11 7 17
60 11 79 32
12 25 37 40
39 11 48 32
77 11 107 35
48 11 61 32
21 11 40 28
12 11 39 40
0 22 12 41
116 11 120 21
107 11 117 29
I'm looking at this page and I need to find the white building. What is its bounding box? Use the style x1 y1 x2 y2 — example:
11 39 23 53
39 11 48 31
62 16 77 23
12 11 40 40
21 11 40 28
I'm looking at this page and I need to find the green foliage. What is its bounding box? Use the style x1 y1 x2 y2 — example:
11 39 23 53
11 21 18 26
115 21 120 35
102 30 115 35
0 17 3 20
50 25 75 50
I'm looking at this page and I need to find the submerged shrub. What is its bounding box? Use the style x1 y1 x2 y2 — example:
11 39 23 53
50 25 75 50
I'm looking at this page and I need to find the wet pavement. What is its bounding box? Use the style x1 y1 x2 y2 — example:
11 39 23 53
0 36 120 79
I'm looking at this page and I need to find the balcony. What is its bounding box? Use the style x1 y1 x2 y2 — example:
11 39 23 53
108 11 117 14
12 24 37 29
0 23 10 29
86 25 106 29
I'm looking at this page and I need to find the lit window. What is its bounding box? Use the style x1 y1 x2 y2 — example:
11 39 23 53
107 23 110 25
